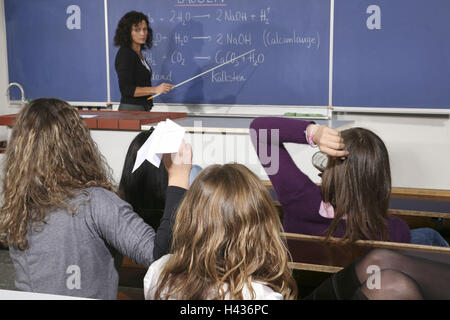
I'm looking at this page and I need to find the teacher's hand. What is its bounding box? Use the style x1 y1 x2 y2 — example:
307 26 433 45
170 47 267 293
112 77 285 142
155 83 174 94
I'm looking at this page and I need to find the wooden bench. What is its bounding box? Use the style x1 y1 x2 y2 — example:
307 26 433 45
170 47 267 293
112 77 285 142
116 183 450 299
264 181 450 240
283 232 450 273
388 194 450 238
117 257 147 300
272 198 450 238
282 232 450 298
117 185 450 297
118 233 450 299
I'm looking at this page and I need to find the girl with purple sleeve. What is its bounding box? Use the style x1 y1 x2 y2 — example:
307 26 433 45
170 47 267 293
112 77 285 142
250 117 411 243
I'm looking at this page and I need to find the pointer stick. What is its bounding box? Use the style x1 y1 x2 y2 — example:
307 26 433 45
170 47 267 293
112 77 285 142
148 49 256 100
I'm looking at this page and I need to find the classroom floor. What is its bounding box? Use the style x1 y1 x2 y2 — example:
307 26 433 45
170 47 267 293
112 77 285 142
0 248 15 291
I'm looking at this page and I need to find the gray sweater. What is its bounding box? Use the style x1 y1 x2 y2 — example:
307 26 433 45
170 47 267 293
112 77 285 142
8 186 185 300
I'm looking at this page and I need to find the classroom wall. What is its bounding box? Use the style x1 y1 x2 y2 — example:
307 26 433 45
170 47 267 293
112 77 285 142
69 113 450 190
150 105 450 190
0 0 448 190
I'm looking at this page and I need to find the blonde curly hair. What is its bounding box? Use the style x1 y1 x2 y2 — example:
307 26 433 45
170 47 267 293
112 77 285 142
0 98 115 250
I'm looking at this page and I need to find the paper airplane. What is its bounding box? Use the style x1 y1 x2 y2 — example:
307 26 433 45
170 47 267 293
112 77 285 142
132 118 185 172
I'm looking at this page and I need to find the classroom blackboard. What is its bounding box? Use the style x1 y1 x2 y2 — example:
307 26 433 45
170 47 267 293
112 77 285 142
333 0 450 109
4 0 108 102
107 0 330 106
4 0 449 111
4 0 330 106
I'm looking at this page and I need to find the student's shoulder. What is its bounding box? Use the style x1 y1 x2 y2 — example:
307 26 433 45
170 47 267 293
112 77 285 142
250 282 284 300
151 254 172 269
84 187 126 207
81 187 136 227
144 254 173 300
144 254 172 283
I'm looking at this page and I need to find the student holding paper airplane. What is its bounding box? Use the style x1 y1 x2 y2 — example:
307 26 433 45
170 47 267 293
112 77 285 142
119 126 202 230
114 11 174 111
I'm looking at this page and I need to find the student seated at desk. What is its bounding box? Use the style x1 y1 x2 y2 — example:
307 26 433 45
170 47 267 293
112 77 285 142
144 163 298 300
119 129 202 230
0 98 192 299
250 117 448 247
143 163 450 300
306 247 450 300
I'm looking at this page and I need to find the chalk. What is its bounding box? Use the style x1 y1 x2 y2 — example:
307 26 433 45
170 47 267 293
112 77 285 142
148 49 256 100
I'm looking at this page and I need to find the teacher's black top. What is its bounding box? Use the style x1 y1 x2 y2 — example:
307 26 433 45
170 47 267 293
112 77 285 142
115 47 154 111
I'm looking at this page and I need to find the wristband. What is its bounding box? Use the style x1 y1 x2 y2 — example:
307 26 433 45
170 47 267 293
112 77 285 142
305 125 318 147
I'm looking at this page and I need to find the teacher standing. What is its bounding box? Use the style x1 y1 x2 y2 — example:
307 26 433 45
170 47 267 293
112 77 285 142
114 11 174 111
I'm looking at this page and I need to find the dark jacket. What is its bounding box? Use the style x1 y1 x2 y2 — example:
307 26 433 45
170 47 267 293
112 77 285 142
115 47 154 110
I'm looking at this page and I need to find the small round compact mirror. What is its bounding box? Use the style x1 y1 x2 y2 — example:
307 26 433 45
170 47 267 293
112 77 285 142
312 151 328 172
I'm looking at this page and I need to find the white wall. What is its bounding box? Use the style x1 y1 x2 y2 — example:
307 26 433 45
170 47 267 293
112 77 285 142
88 113 450 190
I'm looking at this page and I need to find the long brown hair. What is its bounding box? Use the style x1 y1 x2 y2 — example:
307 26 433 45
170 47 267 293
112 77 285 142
154 163 297 300
322 128 391 242
0 98 115 250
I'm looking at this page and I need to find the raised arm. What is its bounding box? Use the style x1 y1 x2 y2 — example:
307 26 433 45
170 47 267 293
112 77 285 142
250 117 348 233
250 117 347 201
153 141 192 258
88 142 192 267
152 186 186 259
249 117 318 205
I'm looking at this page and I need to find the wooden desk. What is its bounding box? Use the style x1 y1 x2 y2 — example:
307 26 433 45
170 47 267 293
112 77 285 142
265 182 450 240
264 181 450 217
284 232 450 273
0 110 187 131
141 116 353 133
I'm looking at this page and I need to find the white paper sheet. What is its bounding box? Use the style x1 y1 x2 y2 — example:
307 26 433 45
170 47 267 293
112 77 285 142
132 119 185 172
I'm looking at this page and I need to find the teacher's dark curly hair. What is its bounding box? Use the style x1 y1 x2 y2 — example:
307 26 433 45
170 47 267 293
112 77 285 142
114 11 153 49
